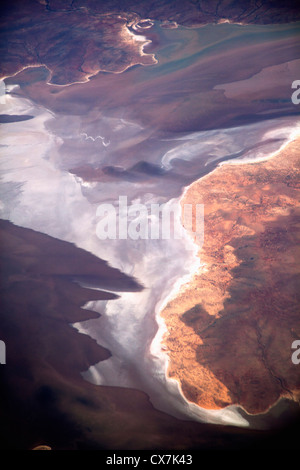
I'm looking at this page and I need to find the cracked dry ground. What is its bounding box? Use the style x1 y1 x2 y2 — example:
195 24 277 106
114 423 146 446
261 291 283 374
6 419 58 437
161 138 300 415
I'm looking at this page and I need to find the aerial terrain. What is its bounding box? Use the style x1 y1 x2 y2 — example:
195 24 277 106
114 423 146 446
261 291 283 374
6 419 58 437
0 0 299 450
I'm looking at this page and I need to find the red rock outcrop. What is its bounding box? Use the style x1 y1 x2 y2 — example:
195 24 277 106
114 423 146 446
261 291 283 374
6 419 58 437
161 138 300 414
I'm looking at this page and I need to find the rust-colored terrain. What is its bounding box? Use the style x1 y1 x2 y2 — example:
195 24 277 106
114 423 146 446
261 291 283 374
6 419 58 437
161 138 300 414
